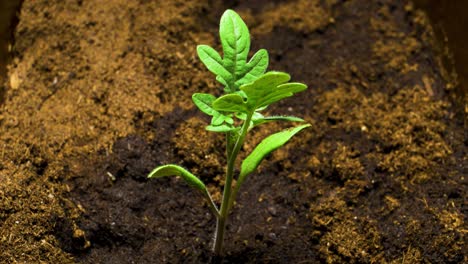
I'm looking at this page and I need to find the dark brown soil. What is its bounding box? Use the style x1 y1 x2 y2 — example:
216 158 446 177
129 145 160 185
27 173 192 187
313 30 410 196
0 0 466 263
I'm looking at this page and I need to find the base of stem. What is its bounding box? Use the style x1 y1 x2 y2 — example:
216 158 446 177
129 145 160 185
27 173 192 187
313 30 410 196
213 217 226 255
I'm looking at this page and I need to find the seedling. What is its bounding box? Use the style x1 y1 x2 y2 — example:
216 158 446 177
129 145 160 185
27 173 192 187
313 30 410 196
148 9 309 256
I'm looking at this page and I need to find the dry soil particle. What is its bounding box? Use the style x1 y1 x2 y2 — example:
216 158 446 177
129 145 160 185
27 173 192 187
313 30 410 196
0 0 465 263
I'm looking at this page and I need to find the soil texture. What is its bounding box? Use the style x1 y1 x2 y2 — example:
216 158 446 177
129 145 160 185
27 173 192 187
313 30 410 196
0 0 466 263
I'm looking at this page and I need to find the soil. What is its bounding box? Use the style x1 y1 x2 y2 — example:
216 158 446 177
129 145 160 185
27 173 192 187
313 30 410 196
0 0 466 263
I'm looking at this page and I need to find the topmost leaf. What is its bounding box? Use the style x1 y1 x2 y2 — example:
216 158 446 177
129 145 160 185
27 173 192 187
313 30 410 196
220 10 250 79
197 10 269 93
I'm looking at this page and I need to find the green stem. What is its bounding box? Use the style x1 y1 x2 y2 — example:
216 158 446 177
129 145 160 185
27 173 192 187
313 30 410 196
213 112 253 255
203 189 220 218
227 182 240 213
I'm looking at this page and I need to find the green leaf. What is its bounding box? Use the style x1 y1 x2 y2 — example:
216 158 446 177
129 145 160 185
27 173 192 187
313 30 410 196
236 111 264 121
192 93 217 116
224 115 234 125
148 164 206 193
197 10 270 92
220 9 250 78
240 72 307 110
212 93 248 113
192 94 236 128
241 71 290 109
216 76 230 92
206 124 239 133
238 124 311 185
210 112 234 126
235 49 269 87
252 115 305 126
211 113 226 126
197 45 231 83
256 82 307 108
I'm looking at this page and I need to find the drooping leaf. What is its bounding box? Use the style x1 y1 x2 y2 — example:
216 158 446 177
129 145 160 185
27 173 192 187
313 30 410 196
148 164 220 217
235 49 269 87
238 124 311 185
192 93 217 116
212 93 248 113
148 164 206 193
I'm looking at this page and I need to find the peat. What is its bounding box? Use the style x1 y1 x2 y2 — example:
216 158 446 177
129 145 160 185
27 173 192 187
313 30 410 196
0 0 465 263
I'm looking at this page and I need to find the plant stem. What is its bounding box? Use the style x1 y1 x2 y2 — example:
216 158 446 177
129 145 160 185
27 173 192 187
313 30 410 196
203 189 220 218
213 112 253 255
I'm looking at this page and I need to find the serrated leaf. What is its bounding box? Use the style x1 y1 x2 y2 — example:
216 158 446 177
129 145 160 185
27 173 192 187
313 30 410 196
192 93 217 116
241 71 290 109
240 72 307 110
206 124 239 133
235 49 269 87
220 9 250 78
224 115 234 125
197 10 271 92
148 164 206 193
212 93 248 113
216 75 228 86
197 45 232 83
211 112 233 126
238 124 311 185
256 82 307 108
211 113 226 126
216 76 230 92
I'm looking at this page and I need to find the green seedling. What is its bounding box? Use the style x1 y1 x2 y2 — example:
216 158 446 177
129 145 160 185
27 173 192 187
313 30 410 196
148 9 310 256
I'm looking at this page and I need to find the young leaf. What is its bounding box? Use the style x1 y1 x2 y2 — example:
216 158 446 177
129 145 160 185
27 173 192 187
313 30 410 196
241 72 307 110
224 115 234 125
238 124 311 186
148 164 206 193
212 93 248 113
193 93 234 127
241 71 290 109
216 76 229 92
236 111 264 121
235 49 269 87
210 112 233 125
252 115 305 126
255 82 307 108
197 10 269 93
220 9 250 79
192 93 217 116
206 124 239 133
197 45 231 83
211 113 226 126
